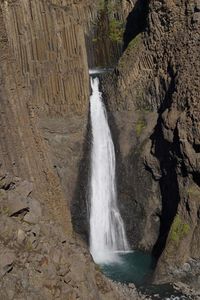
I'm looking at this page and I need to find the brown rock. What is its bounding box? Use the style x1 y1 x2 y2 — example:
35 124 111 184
0 248 16 276
17 229 26 244
103 0 200 289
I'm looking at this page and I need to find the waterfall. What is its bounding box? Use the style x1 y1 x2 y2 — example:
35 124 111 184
89 77 129 264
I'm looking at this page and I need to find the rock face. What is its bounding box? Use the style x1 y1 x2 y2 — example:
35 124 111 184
0 0 135 299
104 0 200 287
0 0 93 237
0 0 200 297
86 0 134 68
0 0 92 233
0 0 134 244
0 171 148 300
0 0 153 298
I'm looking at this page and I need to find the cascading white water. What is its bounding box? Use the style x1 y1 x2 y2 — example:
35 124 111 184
89 77 129 264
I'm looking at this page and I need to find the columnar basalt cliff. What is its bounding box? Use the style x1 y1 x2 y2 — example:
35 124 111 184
0 0 92 231
85 0 134 68
0 0 200 297
0 0 143 298
104 0 200 288
0 0 99 235
1 0 157 298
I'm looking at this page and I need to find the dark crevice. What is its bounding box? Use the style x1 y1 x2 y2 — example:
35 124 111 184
6 266 13 274
151 117 180 260
123 0 149 51
70 111 91 245
185 199 191 215
193 144 200 153
144 59 180 259
10 207 30 218
192 172 200 187
158 64 177 114
197 208 200 219
149 62 180 260
1 181 15 191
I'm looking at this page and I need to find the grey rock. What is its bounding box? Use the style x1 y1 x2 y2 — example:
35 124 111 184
195 0 200 11
6 181 33 216
193 12 200 23
0 248 16 276
6 288 15 300
7 196 29 217
17 229 26 244
23 198 42 224
182 263 191 273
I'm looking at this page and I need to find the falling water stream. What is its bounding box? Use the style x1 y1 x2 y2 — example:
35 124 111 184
88 74 189 300
89 77 129 264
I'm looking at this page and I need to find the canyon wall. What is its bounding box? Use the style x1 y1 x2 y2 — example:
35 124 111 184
0 0 134 242
105 0 200 286
0 0 199 295
0 0 141 298
0 0 133 257
86 0 133 68
0 0 94 232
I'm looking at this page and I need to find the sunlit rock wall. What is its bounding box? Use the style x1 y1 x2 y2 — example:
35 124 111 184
0 0 94 232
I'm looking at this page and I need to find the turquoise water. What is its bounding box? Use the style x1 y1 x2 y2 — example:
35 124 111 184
100 251 155 285
100 251 191 299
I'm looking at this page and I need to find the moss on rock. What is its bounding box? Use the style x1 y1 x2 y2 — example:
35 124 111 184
136 116 146 136
168 214 190 245
128 34 141 50
188 184 200 200
108 18 124 44
96 0 125 45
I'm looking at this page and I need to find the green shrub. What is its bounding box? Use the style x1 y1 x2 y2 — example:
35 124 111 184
188 184 200 198
108 18 124 43
169 215 190 245
98 0 105 11
128 34 141 50
136 117 146 136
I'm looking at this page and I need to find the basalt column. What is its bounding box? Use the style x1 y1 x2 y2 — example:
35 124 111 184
0 0 92 232
103 0 200 286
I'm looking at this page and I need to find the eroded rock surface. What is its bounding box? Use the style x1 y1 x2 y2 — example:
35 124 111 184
0 0 200 297
103 0 200 289
0 171 150 300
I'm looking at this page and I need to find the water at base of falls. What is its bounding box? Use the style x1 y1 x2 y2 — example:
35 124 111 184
100 251 189 300
89 77 129 264
88 75 190 300
101 251 155 285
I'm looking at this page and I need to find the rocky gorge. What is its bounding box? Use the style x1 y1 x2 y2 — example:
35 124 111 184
0 0 200 299
103 0 200 288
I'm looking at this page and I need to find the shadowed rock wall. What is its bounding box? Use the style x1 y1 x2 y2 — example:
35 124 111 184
103 0 200 287
85 0 134 68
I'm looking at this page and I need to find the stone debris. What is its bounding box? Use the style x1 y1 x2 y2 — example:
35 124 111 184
0 173 147 300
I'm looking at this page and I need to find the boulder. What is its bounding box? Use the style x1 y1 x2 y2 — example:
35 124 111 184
23 198 42 224
6 181 33 217
0 248 16 276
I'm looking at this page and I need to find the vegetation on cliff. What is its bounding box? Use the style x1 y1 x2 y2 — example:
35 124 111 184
168 215 190 245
